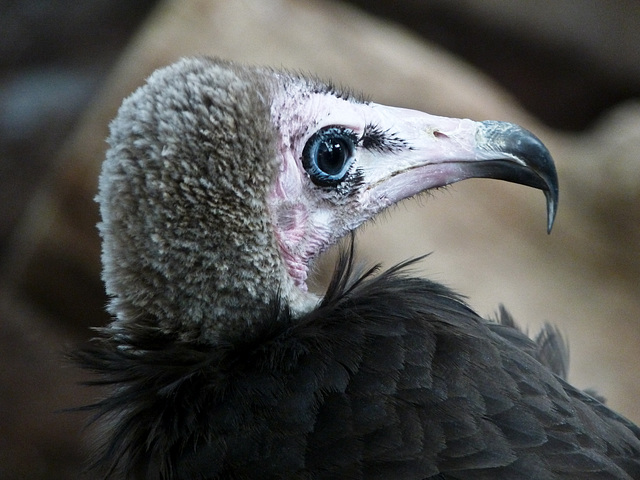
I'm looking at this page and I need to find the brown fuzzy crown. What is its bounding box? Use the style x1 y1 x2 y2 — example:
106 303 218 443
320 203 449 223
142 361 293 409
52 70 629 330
98 57 291 342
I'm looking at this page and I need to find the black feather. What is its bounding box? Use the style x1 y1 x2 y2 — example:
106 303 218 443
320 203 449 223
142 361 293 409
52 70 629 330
74 244 640 479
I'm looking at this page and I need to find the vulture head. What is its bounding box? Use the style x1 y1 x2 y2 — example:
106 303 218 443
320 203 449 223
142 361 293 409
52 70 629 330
99 57 557 344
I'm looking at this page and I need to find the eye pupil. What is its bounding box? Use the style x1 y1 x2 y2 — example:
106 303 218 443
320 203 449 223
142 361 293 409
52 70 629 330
317 138 347 176
302 127 356 187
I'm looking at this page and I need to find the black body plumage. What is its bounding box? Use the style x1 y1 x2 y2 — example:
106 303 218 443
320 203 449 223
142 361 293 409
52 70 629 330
79 57 640 479
77 246 640 479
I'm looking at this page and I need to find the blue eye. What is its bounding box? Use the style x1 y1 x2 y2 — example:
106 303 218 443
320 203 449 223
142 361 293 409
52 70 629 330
302 127 356 187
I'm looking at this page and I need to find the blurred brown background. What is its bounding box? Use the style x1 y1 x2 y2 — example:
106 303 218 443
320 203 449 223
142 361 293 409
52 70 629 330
0 1 638 479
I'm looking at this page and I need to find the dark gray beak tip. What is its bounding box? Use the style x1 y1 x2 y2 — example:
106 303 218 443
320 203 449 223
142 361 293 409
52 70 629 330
544 189 558 234
478 121 559 233
508 124 559 233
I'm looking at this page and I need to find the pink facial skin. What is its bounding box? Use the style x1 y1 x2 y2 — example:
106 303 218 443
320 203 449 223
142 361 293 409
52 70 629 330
267 87 533 292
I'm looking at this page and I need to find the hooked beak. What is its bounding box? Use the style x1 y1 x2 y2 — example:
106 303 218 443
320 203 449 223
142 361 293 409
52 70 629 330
362 106 559 232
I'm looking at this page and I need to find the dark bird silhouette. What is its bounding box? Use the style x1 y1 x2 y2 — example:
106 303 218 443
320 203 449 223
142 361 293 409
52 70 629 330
77 57 640 479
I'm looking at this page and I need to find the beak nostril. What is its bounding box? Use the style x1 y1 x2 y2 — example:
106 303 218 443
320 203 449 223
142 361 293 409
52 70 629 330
433 130 448 139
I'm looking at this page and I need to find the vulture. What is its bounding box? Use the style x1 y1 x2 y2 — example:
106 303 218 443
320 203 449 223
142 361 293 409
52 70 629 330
77 57 640 479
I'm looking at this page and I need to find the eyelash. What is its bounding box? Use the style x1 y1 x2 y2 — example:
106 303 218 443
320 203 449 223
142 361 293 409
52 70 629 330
360 123 408 153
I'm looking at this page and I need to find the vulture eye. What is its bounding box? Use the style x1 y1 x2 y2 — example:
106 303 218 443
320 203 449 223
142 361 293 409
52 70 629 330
302 126 357 186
